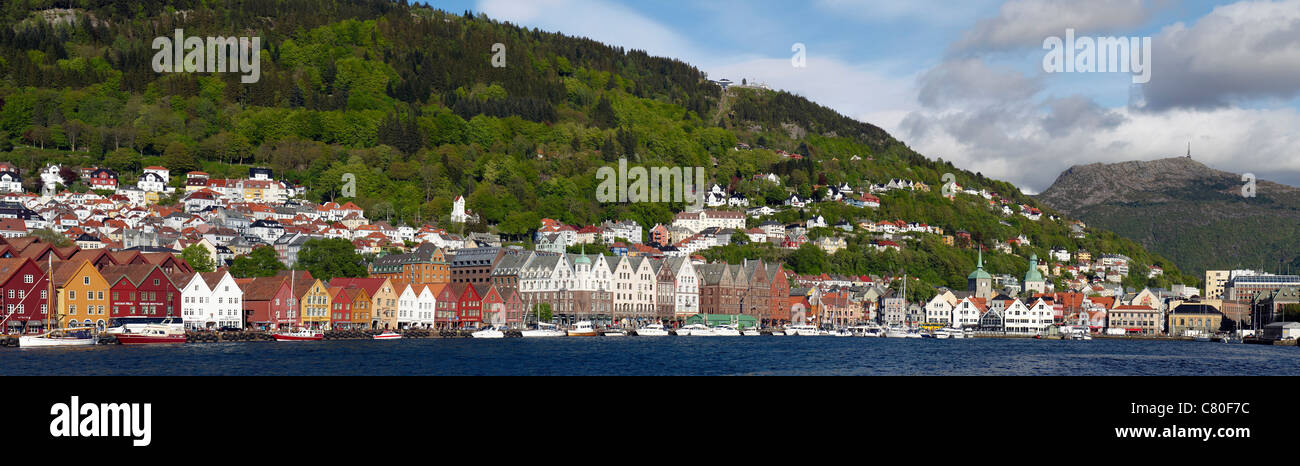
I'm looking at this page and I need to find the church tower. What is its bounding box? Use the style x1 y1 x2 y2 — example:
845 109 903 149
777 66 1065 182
968 247 993 299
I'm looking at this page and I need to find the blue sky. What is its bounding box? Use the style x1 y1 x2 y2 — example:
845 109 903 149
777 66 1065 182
423 0 1300 192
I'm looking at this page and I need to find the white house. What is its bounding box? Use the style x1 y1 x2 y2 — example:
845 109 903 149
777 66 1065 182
451 195 469 223
1004 298 1054 335
953 297 984 329
924 294 955 325
139 166 170 192
0 170 23 193
179 270 243 330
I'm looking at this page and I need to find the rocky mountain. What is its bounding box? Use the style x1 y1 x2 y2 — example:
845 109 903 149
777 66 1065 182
1036 157 1300 277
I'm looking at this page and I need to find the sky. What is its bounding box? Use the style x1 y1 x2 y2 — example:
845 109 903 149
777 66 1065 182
425 0 1300 193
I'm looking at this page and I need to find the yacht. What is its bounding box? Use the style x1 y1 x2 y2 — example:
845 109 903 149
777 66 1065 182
115 324 187 344
712 325 742 336
677 323 713 336
273 328 324 341
471 327 504 339
521 322 566 338
848 325 884 337
567 321 599 337
884 326 911 338
635 324 670 336
785 324 820 336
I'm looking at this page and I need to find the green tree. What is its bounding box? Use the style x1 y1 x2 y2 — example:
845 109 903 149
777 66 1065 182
31 228 72 247
297 238 367 281
181 244 216 273
230 246 286 278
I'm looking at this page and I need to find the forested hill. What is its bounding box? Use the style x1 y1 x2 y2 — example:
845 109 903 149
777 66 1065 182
0 0 1195 296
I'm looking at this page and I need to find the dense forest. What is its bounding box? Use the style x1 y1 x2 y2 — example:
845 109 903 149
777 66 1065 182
0 0 1195 298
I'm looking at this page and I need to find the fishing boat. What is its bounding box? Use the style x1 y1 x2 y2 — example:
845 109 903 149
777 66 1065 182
521 322 566 338
115 324 187 344
635 324 670 336
567 321 599 337
273 328 324 341
373 330 402 340
471 326 504 339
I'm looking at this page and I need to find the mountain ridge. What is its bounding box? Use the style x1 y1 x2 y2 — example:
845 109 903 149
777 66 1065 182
1036 156 1300 276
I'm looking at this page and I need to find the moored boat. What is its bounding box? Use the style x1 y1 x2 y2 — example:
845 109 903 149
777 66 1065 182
115 324 187 344
742 328 761 336
785 324 819 336
635 324 670 336
19 328 97 347
677 323 713 336
471 327 504 339
567 321 599 337
273 328 324 341
521 322 566 337
373 330 402 340
603 329 628 336
712 324 741 336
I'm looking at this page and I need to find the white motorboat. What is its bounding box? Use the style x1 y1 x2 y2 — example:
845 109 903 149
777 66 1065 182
770 330 785 336
567 321 599 337
471 327 504 339
848 325 884 337
785 324 820 336
677 323 713 336
603 329 628 336
521 322 566 338
635 324 670 336
833 328 853 337
712 325 742 336
935 327 966 339
884 326 911 338
742 328 761 336
373 330 403 340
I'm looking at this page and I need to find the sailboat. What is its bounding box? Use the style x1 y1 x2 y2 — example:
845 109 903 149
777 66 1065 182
272 270 323 341
18 256 95 347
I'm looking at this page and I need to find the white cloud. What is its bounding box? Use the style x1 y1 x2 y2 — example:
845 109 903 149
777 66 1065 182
951 0 1155 53
1141 0 1300 110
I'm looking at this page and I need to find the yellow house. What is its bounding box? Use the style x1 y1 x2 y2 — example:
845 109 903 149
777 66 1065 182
299 279 331 330
46 260 110 330
349 286 372 329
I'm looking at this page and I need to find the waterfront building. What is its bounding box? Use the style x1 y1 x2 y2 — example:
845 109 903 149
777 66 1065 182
329 277 398 330
178 270 243 330
47 260 108 329
1167 303 1224 337
101 264 181 320
1110 304 1160 335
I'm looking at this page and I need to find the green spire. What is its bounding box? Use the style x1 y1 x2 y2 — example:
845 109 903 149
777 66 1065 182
967 246 992 280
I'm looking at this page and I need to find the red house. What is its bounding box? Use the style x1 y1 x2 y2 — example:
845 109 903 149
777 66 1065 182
88 168 118 190
0 257 50 334
237 270 313 331
436 283 484 329
101 264 181 320
435 284 462 330
481 285 523 328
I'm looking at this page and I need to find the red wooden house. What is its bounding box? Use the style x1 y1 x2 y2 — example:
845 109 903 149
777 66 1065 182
435 284 462 330
101 264 182 320
0 257 50 334
480 285 523 329
236 270 314 330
